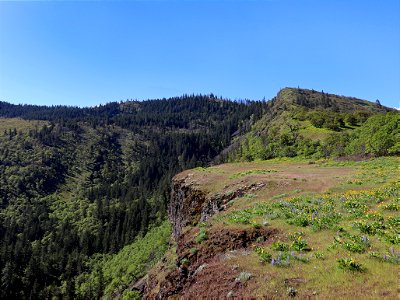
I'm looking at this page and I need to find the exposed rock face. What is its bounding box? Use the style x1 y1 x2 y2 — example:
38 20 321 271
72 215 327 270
143 171 276 299
144 227 278 299
169 175 207 239
169 173 265 239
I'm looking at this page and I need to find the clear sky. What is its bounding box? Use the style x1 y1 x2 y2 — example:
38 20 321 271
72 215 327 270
0 0 399 108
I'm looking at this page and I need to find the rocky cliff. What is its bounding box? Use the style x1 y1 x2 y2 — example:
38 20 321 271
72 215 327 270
169 171 266 239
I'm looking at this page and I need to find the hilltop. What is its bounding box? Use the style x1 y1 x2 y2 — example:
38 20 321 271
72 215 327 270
222 87 396 162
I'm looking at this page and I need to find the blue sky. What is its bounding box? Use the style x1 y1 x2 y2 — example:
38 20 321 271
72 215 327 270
0 0 399 108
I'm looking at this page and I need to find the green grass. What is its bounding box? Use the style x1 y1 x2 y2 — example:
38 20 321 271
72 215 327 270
229 169 278 179
225 182 399 242
325 157 400 192
0 117 47 133
299 120 335 141
193 166 226 174
145 157 399 298
211 157 399 298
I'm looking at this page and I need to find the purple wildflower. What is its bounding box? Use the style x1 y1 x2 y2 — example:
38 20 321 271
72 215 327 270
271 258 275 265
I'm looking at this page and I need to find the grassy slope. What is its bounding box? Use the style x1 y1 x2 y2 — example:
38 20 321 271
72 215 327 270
154 157 399 299
228 88 394 162
275 87 387 114
298 120 335 140
0 117 47 133
219 158 399 298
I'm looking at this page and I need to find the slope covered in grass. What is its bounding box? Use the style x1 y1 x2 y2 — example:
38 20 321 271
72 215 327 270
226 87 397 162
146 157 399 299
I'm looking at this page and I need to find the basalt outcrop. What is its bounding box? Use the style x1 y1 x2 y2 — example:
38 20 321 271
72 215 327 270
144 226 278 299
168 172 265 239
139 171 274 299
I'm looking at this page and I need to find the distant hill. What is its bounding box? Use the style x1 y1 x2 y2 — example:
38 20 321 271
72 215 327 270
222 87 397 162
272 87 390 112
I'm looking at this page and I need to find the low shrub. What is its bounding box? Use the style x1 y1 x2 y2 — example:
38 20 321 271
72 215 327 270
195 228 208 243
271 242 290 251
337 258 364 272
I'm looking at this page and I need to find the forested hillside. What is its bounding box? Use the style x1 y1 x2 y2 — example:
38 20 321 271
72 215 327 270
0 95 266 299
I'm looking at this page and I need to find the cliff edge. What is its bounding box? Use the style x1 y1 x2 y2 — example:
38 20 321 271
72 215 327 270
141 159 400 299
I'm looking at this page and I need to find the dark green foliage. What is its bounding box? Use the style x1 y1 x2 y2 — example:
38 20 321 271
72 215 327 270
271 242 290 251
322 132 351 157
354 110 372 123
345 113 358 126
254 247 273 263
290 238 310 252
0 95 267 299
307 110 345 131
74 221 171 298
308 111 326 128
